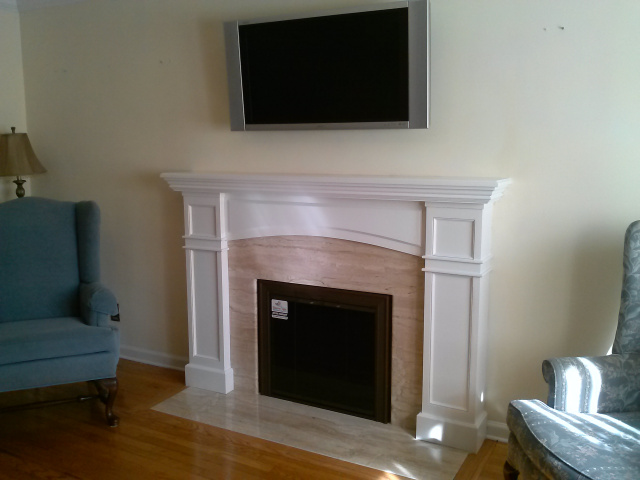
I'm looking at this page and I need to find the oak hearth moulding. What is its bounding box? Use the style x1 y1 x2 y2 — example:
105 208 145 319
163 173 510 453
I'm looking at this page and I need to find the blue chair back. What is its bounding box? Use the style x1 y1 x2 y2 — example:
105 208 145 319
0 197 101 323
613 220 640 354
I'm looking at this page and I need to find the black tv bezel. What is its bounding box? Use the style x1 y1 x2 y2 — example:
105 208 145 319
223 0 430 131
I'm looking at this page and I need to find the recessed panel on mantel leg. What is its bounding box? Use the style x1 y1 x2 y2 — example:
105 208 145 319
428 273 472 411
433 218 475 259
188 205 218 237
190 250 221 360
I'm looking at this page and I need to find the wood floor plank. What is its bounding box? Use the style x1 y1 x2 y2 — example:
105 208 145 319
454 439 496 480
0 360 506 479
0 448 83 480
477 442 509 480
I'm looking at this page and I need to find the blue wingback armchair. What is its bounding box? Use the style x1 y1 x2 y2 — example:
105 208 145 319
0 197 120 426
504 221 640 479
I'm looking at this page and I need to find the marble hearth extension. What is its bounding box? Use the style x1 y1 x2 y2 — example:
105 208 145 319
162 173 510 453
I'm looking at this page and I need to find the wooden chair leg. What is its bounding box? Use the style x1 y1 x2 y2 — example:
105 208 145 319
503 460 519 480
93 377 119 427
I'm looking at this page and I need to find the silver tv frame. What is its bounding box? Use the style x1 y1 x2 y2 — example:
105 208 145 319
223 0 430 131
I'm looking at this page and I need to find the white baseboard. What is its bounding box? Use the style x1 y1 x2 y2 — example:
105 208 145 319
486 420 509 443
120 345 187 372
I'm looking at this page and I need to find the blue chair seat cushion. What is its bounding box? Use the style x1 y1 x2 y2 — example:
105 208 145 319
0 317 118 366
508 399 640 480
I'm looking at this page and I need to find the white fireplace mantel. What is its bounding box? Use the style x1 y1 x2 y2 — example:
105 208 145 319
163 172 510 453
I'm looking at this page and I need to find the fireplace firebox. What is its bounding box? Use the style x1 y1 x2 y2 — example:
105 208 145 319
258 280 392 423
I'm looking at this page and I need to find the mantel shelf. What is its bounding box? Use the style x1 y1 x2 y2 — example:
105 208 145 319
161 172 511 205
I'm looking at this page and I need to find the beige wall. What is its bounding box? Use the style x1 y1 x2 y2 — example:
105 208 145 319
15 0 640 426
0 6 28 201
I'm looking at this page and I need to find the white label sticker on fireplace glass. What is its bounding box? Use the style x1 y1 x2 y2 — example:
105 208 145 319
271 299 288 320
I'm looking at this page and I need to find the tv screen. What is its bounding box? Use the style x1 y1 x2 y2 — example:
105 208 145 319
224 1 429 130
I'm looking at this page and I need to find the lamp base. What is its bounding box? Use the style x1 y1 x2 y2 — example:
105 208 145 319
13 177 26 198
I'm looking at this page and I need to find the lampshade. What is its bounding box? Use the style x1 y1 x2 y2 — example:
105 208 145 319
0 128 47 177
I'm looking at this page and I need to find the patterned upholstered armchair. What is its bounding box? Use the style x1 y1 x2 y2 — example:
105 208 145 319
0 197 120 426
505 221 640 479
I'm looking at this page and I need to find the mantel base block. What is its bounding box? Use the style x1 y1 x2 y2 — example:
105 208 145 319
185 363 234 394
416 411 487 453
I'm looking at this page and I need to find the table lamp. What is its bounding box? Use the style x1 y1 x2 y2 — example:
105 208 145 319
0 127 47 198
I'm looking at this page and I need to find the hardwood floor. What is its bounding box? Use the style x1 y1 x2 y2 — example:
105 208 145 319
0 360 507 479
454 440 509 480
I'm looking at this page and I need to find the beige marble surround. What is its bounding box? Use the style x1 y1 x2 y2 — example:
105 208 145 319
228 236 424 432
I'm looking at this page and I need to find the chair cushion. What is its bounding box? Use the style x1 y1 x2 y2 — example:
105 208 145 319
0 317 118 366
508 399 640 480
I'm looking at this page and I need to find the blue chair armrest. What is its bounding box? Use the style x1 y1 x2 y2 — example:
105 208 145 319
79 282 118 327
542 353 640 413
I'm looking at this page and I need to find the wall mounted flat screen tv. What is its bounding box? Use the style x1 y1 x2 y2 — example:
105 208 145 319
224 0 429 131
